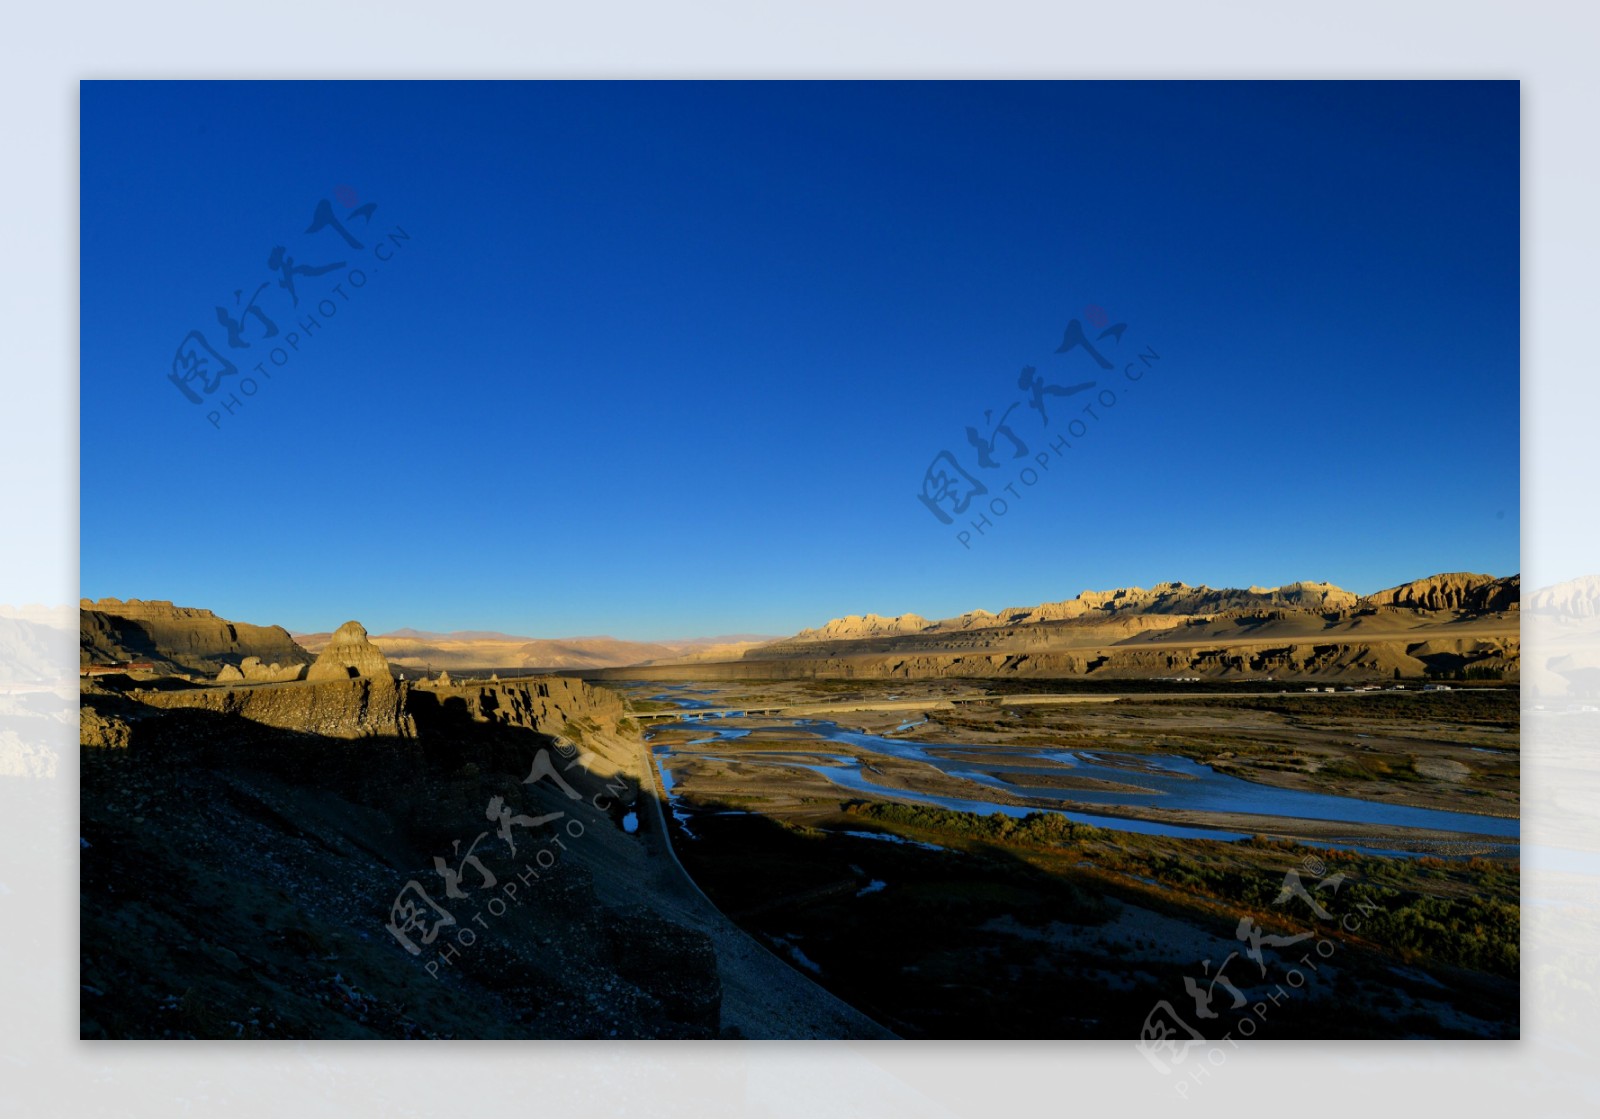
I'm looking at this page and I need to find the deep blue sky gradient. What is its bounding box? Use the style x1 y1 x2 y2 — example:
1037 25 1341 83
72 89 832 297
80 80 1520 639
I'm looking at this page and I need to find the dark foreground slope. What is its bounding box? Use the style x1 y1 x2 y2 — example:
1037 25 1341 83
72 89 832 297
79 673 888 1039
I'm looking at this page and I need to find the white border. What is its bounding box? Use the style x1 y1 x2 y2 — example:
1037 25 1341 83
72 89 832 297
5 2 1595 1116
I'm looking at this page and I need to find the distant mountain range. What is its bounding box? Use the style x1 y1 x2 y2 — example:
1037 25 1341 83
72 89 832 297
77 599 780 676
782 573 1519 644
1527 574 1600 619
0 604 77 683
585 572 1525 684
293 628 779 672
70 571 1550 685
1524 574 1600 698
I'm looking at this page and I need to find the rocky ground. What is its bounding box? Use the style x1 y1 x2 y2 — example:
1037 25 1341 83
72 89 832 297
79 673 889 1039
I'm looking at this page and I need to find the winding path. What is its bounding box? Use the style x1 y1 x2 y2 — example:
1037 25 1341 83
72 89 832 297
630 734 897 1039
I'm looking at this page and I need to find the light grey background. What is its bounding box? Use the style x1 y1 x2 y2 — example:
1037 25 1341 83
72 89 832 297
3 1 1594 1115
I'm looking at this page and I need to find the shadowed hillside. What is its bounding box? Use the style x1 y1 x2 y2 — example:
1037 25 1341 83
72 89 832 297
79 605 890 1040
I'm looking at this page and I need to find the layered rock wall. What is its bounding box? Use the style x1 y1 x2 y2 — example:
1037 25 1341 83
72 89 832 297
80 598 312 677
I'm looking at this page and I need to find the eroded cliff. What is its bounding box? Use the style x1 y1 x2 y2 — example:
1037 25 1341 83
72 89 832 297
81 598 313 677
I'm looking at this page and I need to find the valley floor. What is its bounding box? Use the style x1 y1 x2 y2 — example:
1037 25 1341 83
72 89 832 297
620 678 1519 1039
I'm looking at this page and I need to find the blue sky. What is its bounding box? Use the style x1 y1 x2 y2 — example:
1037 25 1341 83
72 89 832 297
80 80 1520 639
